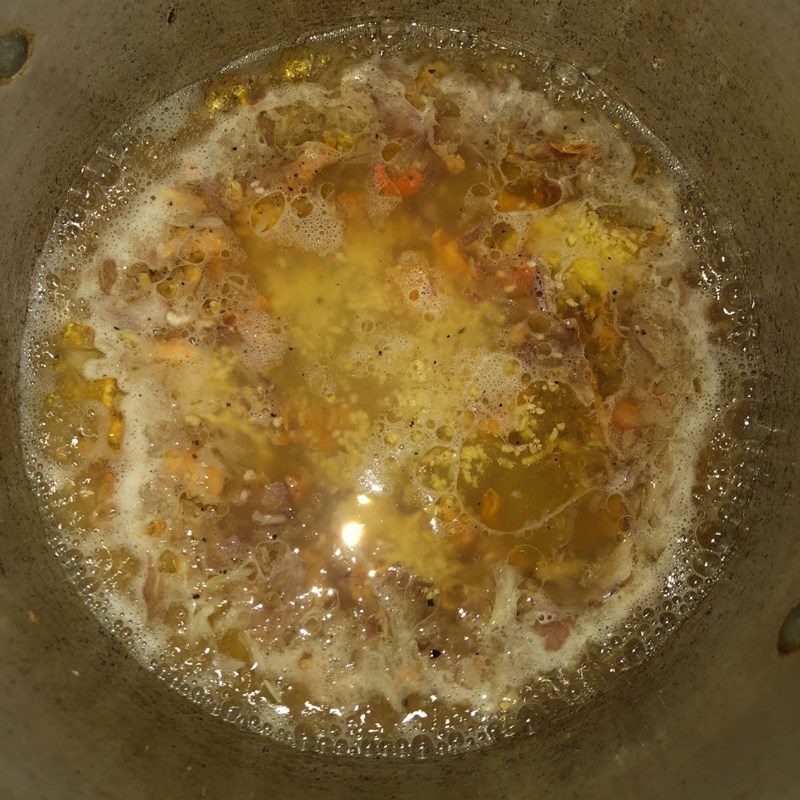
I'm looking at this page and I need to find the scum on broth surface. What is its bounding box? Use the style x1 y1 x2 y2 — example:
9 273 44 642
20 23 763 756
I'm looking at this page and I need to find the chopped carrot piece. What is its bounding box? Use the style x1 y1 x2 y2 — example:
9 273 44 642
495 189 524 213
477 417 501 435
374 163 400 196
394 168 424 196
480 488 501 525
374 164 424 198
611 401 639 430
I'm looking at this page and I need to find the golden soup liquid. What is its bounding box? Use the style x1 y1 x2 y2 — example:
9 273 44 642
21 23 761 756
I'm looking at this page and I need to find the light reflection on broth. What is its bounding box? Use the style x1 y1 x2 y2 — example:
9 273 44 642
20 24 760 755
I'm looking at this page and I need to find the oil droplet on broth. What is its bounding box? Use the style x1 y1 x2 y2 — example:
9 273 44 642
19 22 764 756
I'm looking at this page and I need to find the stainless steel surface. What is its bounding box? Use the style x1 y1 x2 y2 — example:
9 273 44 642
1 1 798 797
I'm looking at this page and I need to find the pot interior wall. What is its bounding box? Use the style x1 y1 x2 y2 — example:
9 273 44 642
0 1 798 798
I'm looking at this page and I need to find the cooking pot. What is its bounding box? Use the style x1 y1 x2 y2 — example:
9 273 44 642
1 1 798 797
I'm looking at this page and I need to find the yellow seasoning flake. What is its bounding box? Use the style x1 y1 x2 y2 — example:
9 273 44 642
94 377 120 410
203 74 261 114
281 51 331 82
62 321 96 349
322 130 356 153
568 257 608 297
460 443 488 488
107 414 124 448
545 250 562 269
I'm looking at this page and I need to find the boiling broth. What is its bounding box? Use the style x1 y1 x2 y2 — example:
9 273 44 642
20 24 761 756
